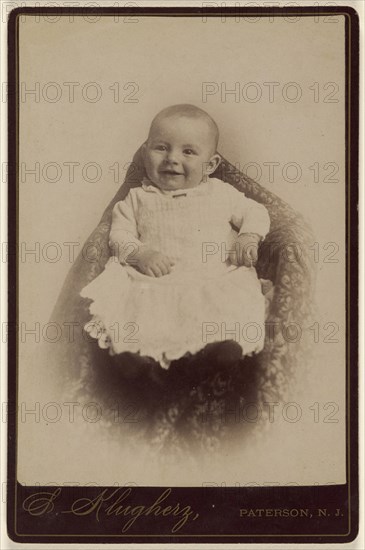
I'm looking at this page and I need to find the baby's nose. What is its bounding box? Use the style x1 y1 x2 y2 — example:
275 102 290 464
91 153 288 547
166 150 179 164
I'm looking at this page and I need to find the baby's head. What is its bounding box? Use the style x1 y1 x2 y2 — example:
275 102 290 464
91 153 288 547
142 104 221 191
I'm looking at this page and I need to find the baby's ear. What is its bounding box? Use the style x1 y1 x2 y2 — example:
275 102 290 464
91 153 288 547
205 153 221 175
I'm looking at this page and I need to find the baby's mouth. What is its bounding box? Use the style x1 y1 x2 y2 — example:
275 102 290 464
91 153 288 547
160 170 184 176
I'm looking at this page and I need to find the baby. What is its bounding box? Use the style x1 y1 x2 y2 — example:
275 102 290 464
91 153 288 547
81 104 270 369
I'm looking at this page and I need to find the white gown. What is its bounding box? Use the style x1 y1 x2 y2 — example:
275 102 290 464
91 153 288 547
80 178 270 368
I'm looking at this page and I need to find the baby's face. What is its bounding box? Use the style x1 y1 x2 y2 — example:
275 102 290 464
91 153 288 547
143 116 219 191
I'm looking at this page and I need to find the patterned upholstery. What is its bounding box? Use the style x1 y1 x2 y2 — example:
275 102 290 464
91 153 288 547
50 147 315 453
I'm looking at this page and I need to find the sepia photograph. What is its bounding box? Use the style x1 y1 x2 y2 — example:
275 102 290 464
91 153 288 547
5 2 359 543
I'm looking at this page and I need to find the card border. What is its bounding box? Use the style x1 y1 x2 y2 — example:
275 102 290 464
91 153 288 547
6 5 360 544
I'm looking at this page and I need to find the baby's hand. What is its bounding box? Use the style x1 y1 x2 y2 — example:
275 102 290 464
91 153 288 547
229 233 261 267
133 247 175 277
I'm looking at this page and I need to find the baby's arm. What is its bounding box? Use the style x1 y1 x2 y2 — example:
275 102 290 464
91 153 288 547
109 193 174 277
227 186 270 267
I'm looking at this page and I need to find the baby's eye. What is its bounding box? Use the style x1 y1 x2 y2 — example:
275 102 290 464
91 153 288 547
183 148 196 156
155 145 167 151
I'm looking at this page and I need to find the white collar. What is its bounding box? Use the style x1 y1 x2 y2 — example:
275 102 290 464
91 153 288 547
141 177 211 197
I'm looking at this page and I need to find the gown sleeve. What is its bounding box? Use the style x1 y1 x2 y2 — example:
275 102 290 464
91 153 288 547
108 191 144 264
226 183 270 239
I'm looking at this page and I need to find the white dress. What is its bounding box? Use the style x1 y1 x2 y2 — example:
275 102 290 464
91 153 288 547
80 178 270 368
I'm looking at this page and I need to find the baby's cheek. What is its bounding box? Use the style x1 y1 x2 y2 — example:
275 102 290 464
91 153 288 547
145 153 159 170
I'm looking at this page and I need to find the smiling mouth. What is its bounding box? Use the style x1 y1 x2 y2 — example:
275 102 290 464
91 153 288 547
160 170 184 176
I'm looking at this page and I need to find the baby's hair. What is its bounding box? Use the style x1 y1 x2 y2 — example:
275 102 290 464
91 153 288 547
149 104 219 153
